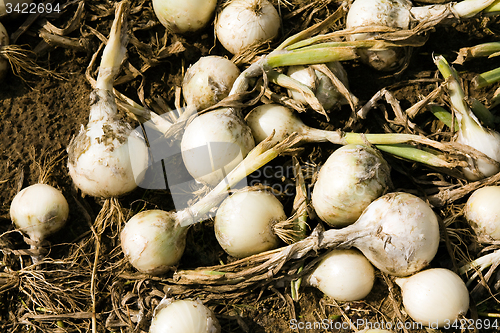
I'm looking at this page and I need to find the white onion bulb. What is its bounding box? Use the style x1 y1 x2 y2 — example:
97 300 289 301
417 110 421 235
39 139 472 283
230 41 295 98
0 22 9 80
10 184 69 245
326 192 440 276
287 62 349 110
312 144 392 227
67 2 149 198
346 0 411 71
149 298 220 333
215 0 281 55
120 210 188 275
464 186 500 241
307 249 375 301
214 190 285 258
395 268 469 328
182 56 241 111
181 108 255 186
152 0 217 33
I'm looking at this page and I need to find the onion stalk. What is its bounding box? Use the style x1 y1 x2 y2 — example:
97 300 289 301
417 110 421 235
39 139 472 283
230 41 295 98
435 55 500 180
245 103 461 170
121 134 300 274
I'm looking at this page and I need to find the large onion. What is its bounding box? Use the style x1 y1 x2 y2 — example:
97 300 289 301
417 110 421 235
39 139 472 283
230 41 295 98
152 0 217 33
311 144 392 227
67 2 148 198
181 108 255 186
215 0 281 55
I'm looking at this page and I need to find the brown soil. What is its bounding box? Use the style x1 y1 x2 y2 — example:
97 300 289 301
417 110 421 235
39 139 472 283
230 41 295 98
1 1 500 332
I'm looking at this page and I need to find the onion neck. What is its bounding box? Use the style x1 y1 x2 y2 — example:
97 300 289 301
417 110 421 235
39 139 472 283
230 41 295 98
409 0 497 22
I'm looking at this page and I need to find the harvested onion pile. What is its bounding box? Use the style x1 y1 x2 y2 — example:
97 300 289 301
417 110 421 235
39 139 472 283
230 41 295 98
4 0 500 332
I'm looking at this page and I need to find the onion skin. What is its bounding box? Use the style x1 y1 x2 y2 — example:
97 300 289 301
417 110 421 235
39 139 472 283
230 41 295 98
307 249 375 301
120 210 188 275
215 0 281 55
182 56 240 111
312 144 392 227
214 190 284 258
152 0 217 33
464 186 500 241
395 268 469 327
0 22 9 81
181 108 255 187
10 184 69 243
149 298 221 333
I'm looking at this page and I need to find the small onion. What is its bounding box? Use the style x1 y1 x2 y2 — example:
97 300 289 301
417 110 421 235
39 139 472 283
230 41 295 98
152 0 217 33
287 62 350 110
214 190 285 258
395 268 469 328
312 144 392 227
120 210 188 275
0 22 8 80
10 184 69 245
307 249 375 301
182 56 240 112
464 186 500 241
149 298 220 333
181 108 255 186
215 0 281 55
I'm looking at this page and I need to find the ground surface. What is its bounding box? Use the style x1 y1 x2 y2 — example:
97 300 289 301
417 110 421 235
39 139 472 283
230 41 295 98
1 1 500 332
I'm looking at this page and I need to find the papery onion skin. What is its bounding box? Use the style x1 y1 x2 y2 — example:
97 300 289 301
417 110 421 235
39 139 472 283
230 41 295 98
181 108 255 187
307 249 375 301
312 144 392 227
287 62 349 110
215 0 281 55
149 298 221 333
152 0 217 33
120 210 188 275
67 89 149 198
349 192 440 276
10 184 69 243
395 268 469 328
214 190 284 258
182 56 240 111
464 186 500 240
0 22 9 80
